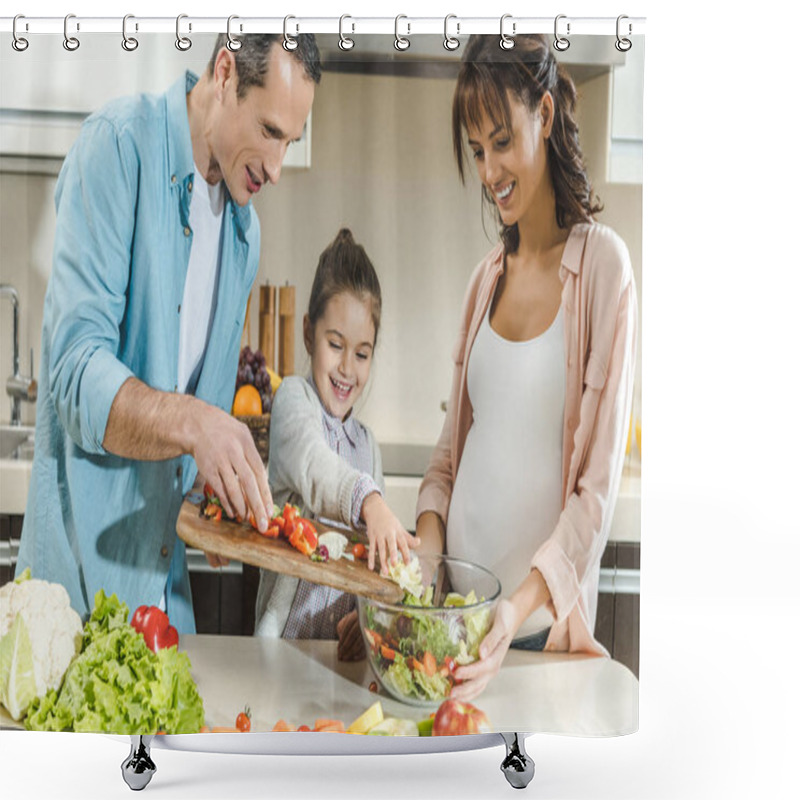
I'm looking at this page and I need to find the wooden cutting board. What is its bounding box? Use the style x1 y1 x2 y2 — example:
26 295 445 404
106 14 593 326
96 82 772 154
176 492 404 604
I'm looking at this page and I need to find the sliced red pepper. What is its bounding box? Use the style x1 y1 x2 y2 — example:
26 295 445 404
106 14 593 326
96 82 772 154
288 520 316 556
263 524 281 539
422 651 437 677
298 518 318 550
213 507 222 522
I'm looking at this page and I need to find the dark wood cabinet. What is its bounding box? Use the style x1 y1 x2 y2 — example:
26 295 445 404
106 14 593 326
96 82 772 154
594 541 640 678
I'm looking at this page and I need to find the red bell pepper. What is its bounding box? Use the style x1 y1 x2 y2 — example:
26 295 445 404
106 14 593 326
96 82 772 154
130 605 179 652
288 519 317 556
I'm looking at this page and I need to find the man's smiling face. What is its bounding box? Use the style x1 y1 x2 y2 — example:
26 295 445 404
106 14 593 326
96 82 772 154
204 45 315 205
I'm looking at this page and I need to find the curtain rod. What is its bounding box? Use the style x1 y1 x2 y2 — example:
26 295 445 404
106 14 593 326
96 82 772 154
1 15 646 37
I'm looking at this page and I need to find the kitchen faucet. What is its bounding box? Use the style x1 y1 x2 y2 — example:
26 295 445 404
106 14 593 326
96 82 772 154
0 284 37 426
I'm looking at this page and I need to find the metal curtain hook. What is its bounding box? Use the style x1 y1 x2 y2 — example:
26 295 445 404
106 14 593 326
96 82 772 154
122 14 139 51
616 15 632 52
339 15 354 50
12 14 29 52
500 14 515 50
394 15 410 51
63 13 80 51
283 16 298 51
227 15 242 51
444 14 460 51
175 14 192 51
553 14 570 52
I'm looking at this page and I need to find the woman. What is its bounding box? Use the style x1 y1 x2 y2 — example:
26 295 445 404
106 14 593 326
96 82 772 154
415 34 637 701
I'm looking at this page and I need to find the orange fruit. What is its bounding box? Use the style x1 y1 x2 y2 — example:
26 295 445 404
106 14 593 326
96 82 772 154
232 384 262 416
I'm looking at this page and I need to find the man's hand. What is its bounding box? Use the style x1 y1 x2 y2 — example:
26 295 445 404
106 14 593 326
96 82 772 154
103 377 273 532
189 403 273 532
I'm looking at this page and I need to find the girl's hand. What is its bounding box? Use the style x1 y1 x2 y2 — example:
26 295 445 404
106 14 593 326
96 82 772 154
449 599 518 702
204 551 229 568
336 609 365 661
361 493 420 575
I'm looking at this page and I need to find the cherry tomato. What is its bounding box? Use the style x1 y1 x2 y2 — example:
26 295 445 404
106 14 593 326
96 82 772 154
236 707 251 732
297 724 311 732
352 543 367 560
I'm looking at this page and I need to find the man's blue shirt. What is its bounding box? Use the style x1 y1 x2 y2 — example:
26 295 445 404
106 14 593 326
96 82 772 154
17 72 260 632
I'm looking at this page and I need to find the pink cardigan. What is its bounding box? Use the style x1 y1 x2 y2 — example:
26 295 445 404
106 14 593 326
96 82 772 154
416 222 638 656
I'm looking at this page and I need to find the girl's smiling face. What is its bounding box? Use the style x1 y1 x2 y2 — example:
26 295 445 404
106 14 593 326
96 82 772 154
304 292 376 420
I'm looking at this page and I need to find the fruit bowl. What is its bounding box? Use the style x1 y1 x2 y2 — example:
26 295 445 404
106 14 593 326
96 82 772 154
356 555 501 708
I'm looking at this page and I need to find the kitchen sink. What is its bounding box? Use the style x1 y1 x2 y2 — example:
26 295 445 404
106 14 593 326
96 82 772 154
0 425 35 461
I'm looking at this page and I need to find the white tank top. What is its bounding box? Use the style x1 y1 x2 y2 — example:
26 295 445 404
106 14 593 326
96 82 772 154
447 305 565 638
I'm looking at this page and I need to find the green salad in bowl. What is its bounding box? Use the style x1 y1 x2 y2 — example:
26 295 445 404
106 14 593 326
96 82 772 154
356 555 501 707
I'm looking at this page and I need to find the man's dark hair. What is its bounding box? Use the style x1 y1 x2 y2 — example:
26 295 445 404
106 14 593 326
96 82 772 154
207 34 322 98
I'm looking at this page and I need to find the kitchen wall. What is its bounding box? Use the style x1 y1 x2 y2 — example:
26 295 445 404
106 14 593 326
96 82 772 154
0 62 642 443
251 67 643 444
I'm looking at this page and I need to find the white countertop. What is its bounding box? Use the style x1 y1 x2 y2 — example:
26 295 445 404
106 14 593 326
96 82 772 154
184 635 638 737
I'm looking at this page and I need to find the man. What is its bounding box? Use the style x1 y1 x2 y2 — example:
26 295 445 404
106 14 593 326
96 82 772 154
16 35 321 633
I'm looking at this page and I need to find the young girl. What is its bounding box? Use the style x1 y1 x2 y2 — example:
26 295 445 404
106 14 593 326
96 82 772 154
254 228 419 659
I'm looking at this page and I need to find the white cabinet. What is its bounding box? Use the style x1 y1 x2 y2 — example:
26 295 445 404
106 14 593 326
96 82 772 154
0 34 310 173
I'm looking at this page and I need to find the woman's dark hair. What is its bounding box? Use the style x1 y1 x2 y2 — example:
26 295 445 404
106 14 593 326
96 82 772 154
452 34 602 253
207 34 322 99
308 229 383 346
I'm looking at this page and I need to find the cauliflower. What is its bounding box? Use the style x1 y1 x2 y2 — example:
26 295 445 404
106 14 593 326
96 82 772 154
0 569 83 720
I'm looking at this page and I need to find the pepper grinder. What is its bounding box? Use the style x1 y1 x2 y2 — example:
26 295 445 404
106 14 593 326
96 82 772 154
278 283 295 377
258 283 277 371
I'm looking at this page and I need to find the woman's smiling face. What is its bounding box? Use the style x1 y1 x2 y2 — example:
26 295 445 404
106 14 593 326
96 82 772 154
467 90 553 230
305 292 376 420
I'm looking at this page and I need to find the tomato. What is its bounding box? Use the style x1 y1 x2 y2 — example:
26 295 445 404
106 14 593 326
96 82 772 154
352 543 367 560
297 724 311 732
236 707 251 732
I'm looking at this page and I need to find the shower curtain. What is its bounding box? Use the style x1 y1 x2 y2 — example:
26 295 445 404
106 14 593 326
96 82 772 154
0 23 642 741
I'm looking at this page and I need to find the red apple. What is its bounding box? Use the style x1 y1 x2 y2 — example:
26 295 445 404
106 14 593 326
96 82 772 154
432 699 492 736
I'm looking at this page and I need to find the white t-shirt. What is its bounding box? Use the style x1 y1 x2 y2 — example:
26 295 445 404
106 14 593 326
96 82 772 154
177 165 224 394
446 305 566 639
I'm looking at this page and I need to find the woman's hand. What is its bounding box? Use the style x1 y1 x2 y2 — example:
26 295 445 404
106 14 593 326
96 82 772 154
449 599 518 702
361 493 420 575
450 569 553 702
336 609 365 661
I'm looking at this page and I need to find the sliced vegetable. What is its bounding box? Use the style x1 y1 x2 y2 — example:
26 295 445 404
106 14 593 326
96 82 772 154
367 717 418 736
346 701 383 734
313 718 345 733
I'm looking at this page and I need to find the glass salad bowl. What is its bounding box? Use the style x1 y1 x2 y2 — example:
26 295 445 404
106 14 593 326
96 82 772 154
356 555 501 708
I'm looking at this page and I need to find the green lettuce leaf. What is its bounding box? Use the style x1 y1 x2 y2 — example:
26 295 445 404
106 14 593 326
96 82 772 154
25 591 204 734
